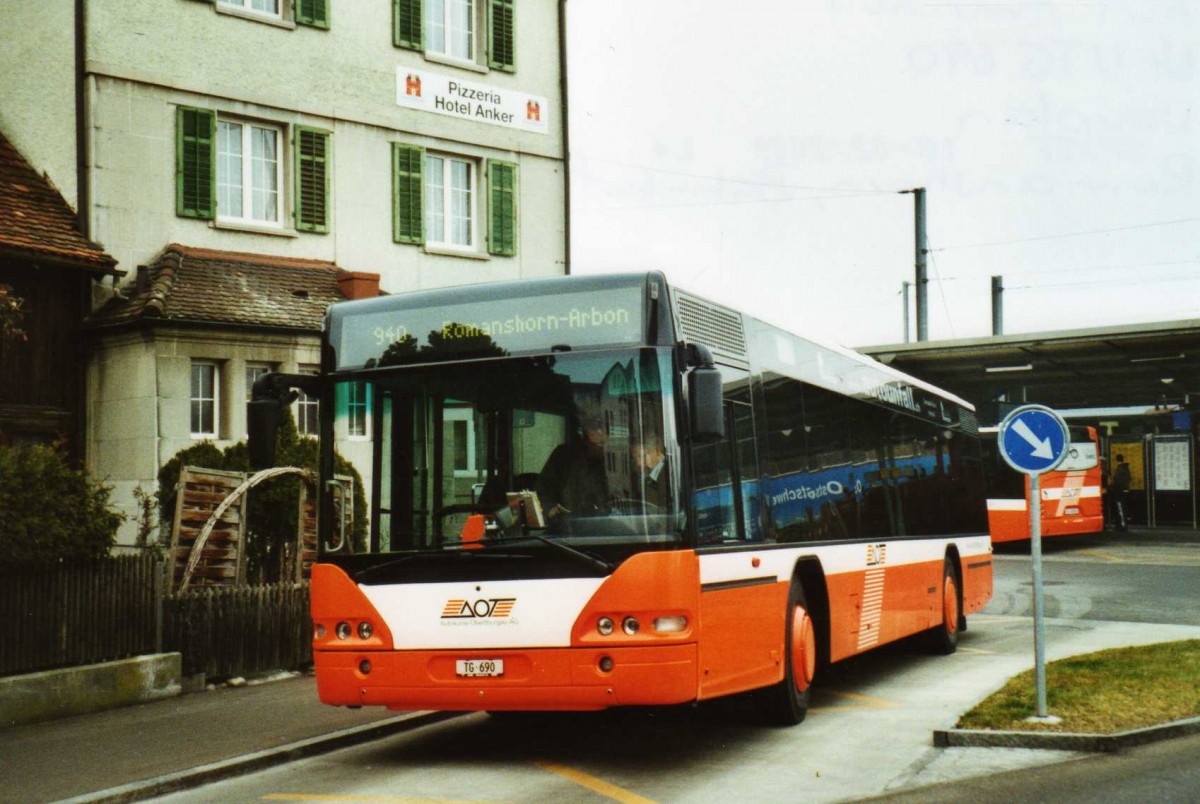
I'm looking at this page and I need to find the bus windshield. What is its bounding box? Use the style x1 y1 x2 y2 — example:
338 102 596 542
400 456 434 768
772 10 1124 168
331 348 681 558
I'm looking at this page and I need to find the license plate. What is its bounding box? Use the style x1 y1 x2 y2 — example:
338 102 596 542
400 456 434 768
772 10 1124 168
456 658 504 677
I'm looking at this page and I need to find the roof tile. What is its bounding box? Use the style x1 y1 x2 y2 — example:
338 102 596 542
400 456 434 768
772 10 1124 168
0 130 117 272
89 244 355 331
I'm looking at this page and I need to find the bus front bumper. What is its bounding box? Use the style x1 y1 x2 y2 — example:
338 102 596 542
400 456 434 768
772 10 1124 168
314 643 698 712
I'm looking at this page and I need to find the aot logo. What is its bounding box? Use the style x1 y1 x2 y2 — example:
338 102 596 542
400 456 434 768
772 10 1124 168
866 543 887 567
441 598 517 619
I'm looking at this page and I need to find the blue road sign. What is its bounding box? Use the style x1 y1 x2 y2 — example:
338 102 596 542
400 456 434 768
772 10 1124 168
998 405 1069 475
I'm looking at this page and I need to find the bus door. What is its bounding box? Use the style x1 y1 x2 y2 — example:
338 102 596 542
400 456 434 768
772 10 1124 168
694 367 782 699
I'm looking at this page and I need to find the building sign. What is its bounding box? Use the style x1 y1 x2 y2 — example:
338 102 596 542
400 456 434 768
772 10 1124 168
396 67 549 135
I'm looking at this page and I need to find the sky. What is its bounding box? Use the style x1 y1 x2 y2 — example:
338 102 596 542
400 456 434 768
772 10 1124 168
565 0 1199 349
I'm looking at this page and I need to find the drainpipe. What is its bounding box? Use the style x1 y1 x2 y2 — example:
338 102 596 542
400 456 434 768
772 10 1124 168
75 0 89 237
558 0 571 275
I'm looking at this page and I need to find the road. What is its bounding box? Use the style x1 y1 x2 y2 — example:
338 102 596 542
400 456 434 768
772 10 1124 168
155 534 1200 803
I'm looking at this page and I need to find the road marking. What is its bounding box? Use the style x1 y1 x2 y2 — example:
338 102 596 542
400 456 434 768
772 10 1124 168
971 615 1031 624
811 689 899 711
534 760 658 804
262 794 497 803
956 646 997 655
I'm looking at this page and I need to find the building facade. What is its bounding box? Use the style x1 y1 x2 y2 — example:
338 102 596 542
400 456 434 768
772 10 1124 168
0 0 569 544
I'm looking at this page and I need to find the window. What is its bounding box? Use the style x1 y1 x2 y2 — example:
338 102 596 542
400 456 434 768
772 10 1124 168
218 0 281 17
348 381 370 438
427 0 473 62
245 363 273 402
426 153 474 249
444 405 477 475
176 107 330 232
392 143 517 255
190 361 219 437
393 0 514 72
210 0 329 28
218 120 282 226
298 365 319 436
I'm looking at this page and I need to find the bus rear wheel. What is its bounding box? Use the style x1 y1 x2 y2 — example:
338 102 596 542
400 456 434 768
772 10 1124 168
760 582 816 726
926 556 961 655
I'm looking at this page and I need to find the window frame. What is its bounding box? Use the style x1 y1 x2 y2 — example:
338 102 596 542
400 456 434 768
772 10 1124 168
444 405 478 477
424 0 477 65
347 380 371 440
298 365 320 437
216 117 285 229
424 151 478 253
394 0 513 73
190 361 220 439
205 0 329 29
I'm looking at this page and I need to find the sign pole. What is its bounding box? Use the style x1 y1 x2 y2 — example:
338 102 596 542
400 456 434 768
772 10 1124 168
1029 471 1048 718
996 404 1069 724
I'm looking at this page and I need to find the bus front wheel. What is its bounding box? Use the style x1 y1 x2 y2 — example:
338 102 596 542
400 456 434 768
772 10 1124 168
760 582 816 726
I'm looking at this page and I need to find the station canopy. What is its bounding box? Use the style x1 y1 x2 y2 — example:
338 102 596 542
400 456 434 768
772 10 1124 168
860 319 1200 424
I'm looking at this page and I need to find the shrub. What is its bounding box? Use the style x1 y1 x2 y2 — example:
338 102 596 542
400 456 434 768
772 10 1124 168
0 444 123 564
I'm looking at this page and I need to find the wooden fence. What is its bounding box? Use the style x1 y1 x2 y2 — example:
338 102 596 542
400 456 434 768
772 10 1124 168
0 555 161 676
163 583 312 678
0 555 312 680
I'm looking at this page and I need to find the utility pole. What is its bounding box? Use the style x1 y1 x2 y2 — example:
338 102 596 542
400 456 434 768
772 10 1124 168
901 281 911 343
991 275 1004 336
900 188 928 341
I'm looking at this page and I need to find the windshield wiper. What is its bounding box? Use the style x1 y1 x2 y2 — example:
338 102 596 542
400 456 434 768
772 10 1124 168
485 531 612 574
354 547 527 582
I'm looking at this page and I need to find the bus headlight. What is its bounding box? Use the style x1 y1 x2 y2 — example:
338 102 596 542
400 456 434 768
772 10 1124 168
357 621 374 640
653 615 688 634
622 616 640 635
597 617 615 636
335 622 352 640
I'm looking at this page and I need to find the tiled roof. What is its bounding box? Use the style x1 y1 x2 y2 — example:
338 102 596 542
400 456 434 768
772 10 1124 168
0 130 118 272
89 244 348 331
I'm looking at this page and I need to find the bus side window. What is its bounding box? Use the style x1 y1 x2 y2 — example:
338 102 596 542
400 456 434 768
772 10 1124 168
692 416 737 543
692 396 760 544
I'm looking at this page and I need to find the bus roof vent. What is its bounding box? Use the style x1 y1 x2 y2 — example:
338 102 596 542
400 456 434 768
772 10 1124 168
674 291 747 360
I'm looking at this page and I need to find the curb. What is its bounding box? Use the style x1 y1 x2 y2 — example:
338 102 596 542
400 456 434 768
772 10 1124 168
59 710 460 803
934 715 1200 753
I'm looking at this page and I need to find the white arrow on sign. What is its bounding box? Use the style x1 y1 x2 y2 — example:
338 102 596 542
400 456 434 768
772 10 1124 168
1012 418 1053 459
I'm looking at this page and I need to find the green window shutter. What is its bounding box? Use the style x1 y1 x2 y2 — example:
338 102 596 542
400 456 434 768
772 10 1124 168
295 127 331 234
487 160 517 256
296 0 330 29
394 0 422 50
176 107 215 220
488 0 515 72
392 143 424 245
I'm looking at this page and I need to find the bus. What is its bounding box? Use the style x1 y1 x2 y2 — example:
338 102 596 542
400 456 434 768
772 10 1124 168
249 272 993 725
981 424 1103 544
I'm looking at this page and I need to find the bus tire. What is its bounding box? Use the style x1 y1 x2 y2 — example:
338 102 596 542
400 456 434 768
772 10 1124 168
926 556 961 655
760 581 816 726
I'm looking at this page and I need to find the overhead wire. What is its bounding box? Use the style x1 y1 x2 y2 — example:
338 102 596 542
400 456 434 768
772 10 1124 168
930 216 1200 252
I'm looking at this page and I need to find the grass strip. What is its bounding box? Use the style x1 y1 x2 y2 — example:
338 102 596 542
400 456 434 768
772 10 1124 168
957 639 1200 733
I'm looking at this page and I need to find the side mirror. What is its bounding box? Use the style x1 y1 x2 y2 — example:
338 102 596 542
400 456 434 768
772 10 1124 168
247 398 281 470
689 366 724 444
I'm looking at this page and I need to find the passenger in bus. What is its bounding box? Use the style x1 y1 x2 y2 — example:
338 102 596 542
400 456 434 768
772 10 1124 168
630 430 670 510
536 413 611 519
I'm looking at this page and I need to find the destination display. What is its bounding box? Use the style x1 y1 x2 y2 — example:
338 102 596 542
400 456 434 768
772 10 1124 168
333 287 646 369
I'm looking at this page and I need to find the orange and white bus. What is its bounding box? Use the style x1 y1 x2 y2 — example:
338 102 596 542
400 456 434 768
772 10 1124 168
982 424 1103 544
250 273 992 725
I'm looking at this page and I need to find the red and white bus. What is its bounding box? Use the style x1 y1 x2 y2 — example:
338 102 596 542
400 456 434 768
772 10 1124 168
250 273 993 725
982 424 1103 544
